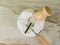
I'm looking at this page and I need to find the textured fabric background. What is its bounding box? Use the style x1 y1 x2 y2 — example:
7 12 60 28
0 0 60 45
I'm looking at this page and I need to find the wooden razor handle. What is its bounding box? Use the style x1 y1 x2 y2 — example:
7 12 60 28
37 35 50 45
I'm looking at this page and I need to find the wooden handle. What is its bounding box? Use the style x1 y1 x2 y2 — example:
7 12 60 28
37 35 50 45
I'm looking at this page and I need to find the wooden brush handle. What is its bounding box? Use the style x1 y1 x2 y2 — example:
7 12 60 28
37 35 50 45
